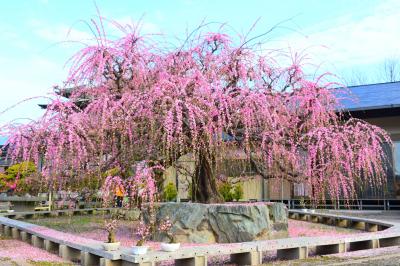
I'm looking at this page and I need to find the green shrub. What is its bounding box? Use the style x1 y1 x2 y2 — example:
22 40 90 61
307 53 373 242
218 182 244 202
0 161 37 194
218 183 233 202
103 167 121 177
232 183 244 201
6 161 36 180
163 182 178 201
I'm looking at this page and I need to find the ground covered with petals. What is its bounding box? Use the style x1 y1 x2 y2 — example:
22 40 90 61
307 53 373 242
0 235 74 265
6 214 395 265
19 214 364 265
26 214 362 249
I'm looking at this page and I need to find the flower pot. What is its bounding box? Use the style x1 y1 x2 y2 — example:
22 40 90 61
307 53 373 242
160 242 180 252
132 245 149 255
102 242 120 251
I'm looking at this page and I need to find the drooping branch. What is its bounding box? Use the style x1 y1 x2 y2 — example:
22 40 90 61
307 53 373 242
2 18 392 203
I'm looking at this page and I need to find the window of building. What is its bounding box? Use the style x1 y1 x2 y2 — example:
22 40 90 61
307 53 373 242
293 183 310 197
395 141 400 176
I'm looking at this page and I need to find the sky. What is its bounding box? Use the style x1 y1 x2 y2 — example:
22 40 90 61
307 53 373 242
0 0 400 128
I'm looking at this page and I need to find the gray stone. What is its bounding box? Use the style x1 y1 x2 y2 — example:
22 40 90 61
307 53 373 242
269 202 288 232
145 202 288 243
124 209 141 221
109 208 141 221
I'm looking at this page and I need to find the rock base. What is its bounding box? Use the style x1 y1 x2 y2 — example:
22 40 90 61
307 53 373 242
110 208 141 221
147 202 288 243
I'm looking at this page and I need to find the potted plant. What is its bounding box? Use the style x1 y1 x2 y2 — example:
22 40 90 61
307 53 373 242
132 221 151 255
102 219 121 251
100 175 125 251
159 217 180 252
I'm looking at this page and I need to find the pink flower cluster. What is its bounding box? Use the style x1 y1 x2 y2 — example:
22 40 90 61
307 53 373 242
126 163 161 206
101 175 125 206
105 219 118 233
135 220 151 245
158 216 172 232
158 216 174 242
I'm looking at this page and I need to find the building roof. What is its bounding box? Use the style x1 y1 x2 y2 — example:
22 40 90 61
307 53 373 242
340 81 400 112
38 86 88 109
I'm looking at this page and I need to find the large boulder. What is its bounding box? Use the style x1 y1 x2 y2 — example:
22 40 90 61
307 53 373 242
109 208 141 221
146 202 288 243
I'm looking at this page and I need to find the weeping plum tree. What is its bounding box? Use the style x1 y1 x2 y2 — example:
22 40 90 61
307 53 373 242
2 19 392 203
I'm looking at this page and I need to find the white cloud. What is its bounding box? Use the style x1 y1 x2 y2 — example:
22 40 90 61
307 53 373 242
29 19 93 44
29 17 161 46
36 26 92 43
0 55 65 125
0 16 162 125
112 16 161 35
0 23 31 50
273 0 400 74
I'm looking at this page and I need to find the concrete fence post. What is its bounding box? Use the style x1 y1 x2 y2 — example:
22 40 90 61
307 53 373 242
59 244 81 261
366 223 378 232
3 226 11 237
337 219 348 228
32 235 44 248
20 231 32 243
230 251 262 265
315 243 346 255
349 239 379 251
44 239 59 254
277 247 308 260
175 256 207 266
80 251 101 266
11 228 20 239
351 221 366 230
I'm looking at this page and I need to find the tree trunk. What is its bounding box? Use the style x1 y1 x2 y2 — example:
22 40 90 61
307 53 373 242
108 230 116 243
192 151 223 203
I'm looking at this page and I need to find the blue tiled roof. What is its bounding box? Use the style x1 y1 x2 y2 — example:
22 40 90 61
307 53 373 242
339 81 400 111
